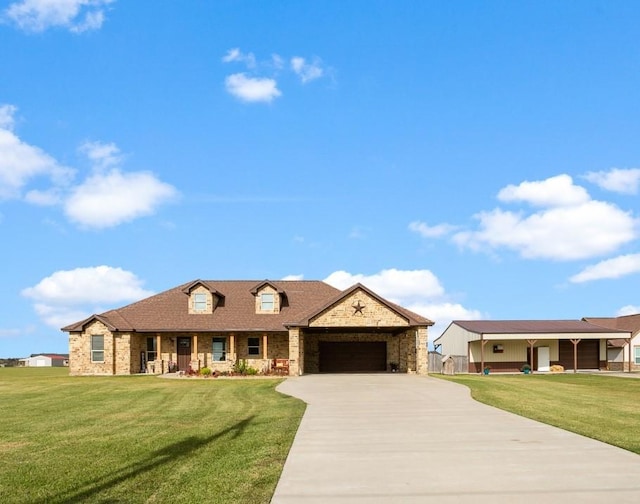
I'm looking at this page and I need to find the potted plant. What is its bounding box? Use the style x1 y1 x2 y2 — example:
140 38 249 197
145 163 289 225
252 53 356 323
521 363 532 374
483 365 491 375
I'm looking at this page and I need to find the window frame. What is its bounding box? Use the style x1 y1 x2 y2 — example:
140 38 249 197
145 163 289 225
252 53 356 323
91 334 105 363
212 337 227 361
247 337 260 356
634 346 640 365
193 292 207 311
146 337 157 362
260 292 274 311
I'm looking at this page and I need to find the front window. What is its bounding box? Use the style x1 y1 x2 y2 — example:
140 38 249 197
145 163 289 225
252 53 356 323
193 293 207 311
634 346 640 365
260 293 274 311
213 337 226 361
146 337 157 362
91 335 104 362
247 337 260 356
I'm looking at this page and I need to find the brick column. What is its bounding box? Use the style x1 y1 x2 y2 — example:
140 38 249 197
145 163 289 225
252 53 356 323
416 327 428 375
288 328 300 376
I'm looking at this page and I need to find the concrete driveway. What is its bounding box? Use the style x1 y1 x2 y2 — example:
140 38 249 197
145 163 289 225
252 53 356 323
272 374 640 503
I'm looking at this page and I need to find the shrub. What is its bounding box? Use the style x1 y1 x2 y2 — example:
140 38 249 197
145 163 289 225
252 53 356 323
200 367 212 377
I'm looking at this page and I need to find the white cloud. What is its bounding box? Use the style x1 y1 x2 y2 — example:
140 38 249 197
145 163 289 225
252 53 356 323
4 0 114 33
584 168 640 195
325 268 445 302
64 169 178 229
78 140 122 172
282 274 304 281
24 188 62 206
221 47 256 68
0 104 17 129
271 53 285 69
0 104 74 200
569 253 640 283
291 56 324 83
497 174 590 207
453 175 638 261
409 221 457 238
324 268 482 341
224 73 281 103
617 305 640 316
22 265 154 327
0 106 177 228
405 302 484 341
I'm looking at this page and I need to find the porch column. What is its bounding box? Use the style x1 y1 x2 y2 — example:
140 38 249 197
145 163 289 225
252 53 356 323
263 333 268 360
288 327 301 376
229 333 236 361
193 334 198 365
526 339 537 373
570 338 581 373
626 338 632 373
416 327 428 375
156 334 161 373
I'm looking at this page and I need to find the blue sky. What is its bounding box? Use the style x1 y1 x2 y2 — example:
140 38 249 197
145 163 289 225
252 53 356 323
1 0 640 357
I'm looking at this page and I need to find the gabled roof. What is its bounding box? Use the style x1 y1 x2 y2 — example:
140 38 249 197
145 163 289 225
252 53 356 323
288 283 433 327
451 319 629 335
250 280 285 295
583 314 640 334
582 314 640 346
63 280 341 333
180 280 225 298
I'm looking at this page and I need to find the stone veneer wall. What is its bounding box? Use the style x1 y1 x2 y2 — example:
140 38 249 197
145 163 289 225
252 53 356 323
310 291 410 328
69 320 122 375
303 331 416 373
254 285 281 314
187 285 215 314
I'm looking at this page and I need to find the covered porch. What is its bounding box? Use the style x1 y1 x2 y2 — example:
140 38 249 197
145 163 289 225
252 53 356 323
136 331 290 374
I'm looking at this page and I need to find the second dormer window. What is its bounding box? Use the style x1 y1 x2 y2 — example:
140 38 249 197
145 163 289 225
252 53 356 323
193 293 207 311
260 293 274 311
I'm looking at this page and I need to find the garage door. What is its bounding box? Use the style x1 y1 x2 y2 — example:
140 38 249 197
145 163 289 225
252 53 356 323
319 341 387 373
558 340 599 370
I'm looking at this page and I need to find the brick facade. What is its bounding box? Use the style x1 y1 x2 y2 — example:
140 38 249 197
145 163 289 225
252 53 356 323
65 281 432 376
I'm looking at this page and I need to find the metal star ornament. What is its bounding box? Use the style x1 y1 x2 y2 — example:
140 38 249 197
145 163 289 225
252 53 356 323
352 300 365 315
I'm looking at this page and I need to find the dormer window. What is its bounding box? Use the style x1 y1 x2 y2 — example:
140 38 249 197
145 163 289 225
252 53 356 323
251 281 285 314
193 293 207 311
184 282 220 314
260 293 274 311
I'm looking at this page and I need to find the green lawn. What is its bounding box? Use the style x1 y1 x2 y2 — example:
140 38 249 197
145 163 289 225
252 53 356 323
439 373 640 454
0 368 305 504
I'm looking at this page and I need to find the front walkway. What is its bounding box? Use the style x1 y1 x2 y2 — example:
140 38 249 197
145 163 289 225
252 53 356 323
272 374 640 503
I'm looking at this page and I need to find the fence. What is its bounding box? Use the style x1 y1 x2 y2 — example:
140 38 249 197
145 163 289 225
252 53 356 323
428 352 467 374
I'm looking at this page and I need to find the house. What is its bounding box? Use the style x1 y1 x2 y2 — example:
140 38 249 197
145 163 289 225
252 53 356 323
62 279 433 376
434 320 632 373
19 354 69 367
583 314 640 372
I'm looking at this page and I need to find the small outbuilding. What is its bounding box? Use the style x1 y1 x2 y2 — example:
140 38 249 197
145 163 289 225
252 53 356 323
20 354 69 367
434 320 631 373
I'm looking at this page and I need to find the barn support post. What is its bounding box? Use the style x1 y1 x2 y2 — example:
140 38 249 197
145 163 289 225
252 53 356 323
570 339 581 373
480 337 489 374
526 339 537 373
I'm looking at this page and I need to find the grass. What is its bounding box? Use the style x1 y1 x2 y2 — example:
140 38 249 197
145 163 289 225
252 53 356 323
0 368 305 504
438 373 640 454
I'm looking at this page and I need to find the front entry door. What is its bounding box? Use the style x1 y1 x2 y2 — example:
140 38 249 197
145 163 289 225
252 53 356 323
177 337 191 371
537 346 550 372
